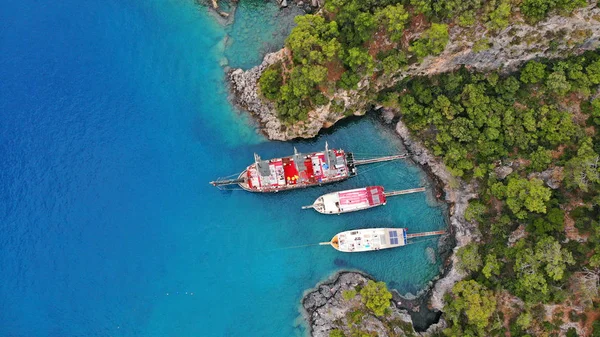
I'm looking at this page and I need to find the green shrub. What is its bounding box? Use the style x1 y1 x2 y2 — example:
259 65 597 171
359 281 392 316
457 243 483 273
410 24 449 59
259 64 283 101
342 289 357 300
329 329 345 337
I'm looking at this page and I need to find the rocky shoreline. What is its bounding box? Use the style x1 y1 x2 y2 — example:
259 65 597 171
228 48 364 141
300 116 480 336
394 120 480 313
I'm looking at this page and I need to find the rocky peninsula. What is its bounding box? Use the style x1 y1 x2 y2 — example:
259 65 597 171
229 2 600 141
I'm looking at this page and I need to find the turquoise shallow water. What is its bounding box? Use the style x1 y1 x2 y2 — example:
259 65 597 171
0 0 446 336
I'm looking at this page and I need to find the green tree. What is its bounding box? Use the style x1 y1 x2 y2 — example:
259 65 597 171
259 64 283 100
520 0 553 22
353 12 376 45
487 2 511 31
505 177 552 218
377 4 409 42
329 329 345 337
410 24 449 59
360 280 392 317
457 243 483 273
342 289 357 300
482 254 502 279
287 15 341 65
566 327 579 337
532 208 564 234
465 201 486 222
564 137 600 192
520 61 547 84
593 320 600 337
343 47 374 74
446 280 497 332
590 98 600 126
529 146 552 172
516 311 533 329
514 245 549 300
546 70 571 96
410 0 432 15
535 236 575 281
381 52 407 74
587 59 600 85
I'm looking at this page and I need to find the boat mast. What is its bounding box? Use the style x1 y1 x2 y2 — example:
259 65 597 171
325 141 331 177
293 147 300 173
254 153 260 166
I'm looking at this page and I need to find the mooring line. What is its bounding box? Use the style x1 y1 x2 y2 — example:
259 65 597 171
266 243 324 252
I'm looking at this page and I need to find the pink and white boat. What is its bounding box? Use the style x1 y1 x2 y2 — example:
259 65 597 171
302 186 425 214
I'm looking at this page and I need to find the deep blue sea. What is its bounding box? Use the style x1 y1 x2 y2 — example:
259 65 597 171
0 1 447 336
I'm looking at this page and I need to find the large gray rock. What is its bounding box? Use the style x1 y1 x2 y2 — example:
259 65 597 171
528 166 564 189
302 272 416 337
495 166 513 180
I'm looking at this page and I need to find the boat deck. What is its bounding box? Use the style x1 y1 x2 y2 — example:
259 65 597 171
242 149 350 192
334 228 407 252
316 186 386 214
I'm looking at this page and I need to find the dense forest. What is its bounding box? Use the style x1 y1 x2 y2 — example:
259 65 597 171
260 0 600 336
389 52 600 337
258 0 589 123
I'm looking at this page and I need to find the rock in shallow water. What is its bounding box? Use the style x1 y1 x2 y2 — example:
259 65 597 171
302 272 416 337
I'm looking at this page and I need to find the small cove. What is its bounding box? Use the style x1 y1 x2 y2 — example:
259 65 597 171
0 0 448 336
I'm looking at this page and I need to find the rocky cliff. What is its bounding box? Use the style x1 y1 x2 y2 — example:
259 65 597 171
229 2 600 140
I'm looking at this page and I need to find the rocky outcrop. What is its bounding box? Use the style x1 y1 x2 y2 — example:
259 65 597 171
528 166 564 189
395 120 480 312
229 50 284 139
228 49 370 141
230 3 600 140
302 271 417 337
406 2 600 77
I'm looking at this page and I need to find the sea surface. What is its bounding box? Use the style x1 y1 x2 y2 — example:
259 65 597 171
0 1 447 336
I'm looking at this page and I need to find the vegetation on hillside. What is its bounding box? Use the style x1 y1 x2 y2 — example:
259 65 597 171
264 1 599 335
258 0 589 124
377 51 600 336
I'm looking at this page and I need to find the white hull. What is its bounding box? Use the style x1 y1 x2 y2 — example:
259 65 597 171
329 228 407 253
305 186 386 214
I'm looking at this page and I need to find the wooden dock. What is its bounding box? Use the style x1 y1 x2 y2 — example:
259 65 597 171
406 230 446 239
384 187 426 197
353 154 408 166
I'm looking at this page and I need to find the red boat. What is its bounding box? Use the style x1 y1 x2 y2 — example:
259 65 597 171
210 143 407 193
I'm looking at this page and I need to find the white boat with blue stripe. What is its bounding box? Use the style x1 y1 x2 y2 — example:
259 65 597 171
320 228 446 253
322 228 407 252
